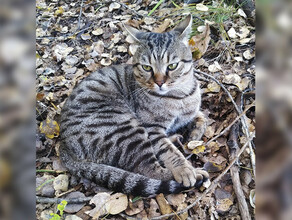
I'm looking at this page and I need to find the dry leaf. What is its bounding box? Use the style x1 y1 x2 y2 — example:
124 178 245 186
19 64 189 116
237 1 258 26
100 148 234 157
207 81 221 92
55 6 64 16
189 24 210 59
208 61 222 72
238 8 247 18
105 193 128 215
156 193 172 215
40 118 60 139
81 33 91 40
196 3 208 11
243 49 255 60
223 74 241 85
144 17 156 25
153 19 172 33
187 140 204 150
53 174 69 192
216 198 233 212
92 28 104 36
86 192 110 219
125 199 144 216
191 145 205 155
227 27 237 39
148 199 160 218
109 2 121 12
166 193 186 207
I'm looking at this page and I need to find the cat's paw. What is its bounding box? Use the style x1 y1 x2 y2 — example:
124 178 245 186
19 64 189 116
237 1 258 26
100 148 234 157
189 111 207 141
172 163 209 188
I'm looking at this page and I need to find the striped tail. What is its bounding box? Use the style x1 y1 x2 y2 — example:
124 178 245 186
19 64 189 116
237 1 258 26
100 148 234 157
60 151 188 196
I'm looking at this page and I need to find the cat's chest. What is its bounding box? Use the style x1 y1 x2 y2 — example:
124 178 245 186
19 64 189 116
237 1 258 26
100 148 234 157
135 93 199 128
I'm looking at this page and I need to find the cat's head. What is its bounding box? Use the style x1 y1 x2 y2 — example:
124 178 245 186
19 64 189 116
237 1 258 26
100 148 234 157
124 15 194 95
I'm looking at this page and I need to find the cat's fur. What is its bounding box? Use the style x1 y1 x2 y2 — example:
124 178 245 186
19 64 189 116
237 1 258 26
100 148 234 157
59 15 209 196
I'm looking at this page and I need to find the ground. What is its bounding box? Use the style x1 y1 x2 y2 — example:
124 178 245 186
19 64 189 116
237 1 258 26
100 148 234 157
36 0 255 219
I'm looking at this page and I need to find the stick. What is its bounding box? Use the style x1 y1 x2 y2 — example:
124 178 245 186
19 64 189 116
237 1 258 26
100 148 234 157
227 123 252 220
194 69 256 177
77 0 85 30
205 101 255 146
36 196 92 204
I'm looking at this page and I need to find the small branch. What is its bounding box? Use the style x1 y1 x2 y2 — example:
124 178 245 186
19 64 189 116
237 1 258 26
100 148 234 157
194 69 256 177
77 0 85 30
36 196 92 204
205 101 255 146
227 123 252 220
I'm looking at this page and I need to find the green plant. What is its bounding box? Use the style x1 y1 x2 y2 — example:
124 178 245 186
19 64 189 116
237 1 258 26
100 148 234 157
49 200 68 220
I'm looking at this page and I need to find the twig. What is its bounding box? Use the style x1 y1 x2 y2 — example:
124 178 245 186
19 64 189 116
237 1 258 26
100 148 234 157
227 123 252 220
205 101 255 146
120 134 255 220
77 0 85 30
36 196 92 204
194 69 256 177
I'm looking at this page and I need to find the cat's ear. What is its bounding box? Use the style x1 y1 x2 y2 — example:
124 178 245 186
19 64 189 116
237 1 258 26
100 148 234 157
123 24 141 42
172 14 193 45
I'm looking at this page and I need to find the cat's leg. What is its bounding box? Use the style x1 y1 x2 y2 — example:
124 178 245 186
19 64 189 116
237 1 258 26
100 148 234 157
189 111 207 141
147 127 209 187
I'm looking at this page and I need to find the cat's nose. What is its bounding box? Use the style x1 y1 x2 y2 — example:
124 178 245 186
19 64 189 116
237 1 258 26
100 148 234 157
155 81 164 87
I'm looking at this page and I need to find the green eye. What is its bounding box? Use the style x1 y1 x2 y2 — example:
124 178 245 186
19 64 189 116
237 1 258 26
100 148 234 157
168 63 178 70
142 65 152 71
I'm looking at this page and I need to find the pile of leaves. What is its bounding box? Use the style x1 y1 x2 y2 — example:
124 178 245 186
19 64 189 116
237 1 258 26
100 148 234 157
36 0 255 219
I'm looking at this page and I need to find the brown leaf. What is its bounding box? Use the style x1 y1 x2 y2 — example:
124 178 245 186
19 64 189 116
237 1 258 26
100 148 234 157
166 193 186 207
156 193 172 215
189 24 211 59
153 19 172 33
125 198 144 216
105 193 128 215
148 199 161 218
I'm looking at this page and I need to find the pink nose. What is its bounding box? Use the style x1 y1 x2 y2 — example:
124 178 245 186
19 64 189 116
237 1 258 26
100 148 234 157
155 81 164 87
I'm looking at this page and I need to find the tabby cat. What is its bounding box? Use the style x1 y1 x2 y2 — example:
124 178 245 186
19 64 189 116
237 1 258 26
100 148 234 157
59 15 209 197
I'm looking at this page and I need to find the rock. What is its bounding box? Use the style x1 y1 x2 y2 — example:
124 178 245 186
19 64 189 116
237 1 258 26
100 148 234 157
36 175 55 197
65 215 83 220
64 192 86 213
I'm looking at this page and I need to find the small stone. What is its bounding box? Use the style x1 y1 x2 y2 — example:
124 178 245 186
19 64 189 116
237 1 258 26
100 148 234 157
117 46 127 53
92 28 104 36
109 2 120 12
65 215 83 220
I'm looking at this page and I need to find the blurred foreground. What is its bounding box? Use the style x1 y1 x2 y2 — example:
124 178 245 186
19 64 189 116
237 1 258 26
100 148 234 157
0 0 291 219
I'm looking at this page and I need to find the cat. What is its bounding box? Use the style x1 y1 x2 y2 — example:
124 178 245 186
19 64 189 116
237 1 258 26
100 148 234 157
59 15 209 197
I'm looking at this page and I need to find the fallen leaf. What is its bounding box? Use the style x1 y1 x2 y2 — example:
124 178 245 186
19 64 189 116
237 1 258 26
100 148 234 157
196 3 209 11
40 118 60 139
81 33 91 40
238 8 247 18
117 45 127 53
156 193 172 215
148 199 160 218
208 61 222 72
166 193 186 207
125 199 144 216
92 28 104 36
243 49 255 60
249 189 255 208
207 81 221 92
144 17 156 25
153 19 172 33
187 140 204 150
55 6 64 16
223 74 241 85
189 24 210 59
191 145 205 155
216 198 233 213
203 162 223 172
86 192 110 219
227 27 237 39
109 2 121 12
105 193 128 215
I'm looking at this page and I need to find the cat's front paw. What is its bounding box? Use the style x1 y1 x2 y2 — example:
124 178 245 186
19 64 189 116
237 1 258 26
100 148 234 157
172 163 209 188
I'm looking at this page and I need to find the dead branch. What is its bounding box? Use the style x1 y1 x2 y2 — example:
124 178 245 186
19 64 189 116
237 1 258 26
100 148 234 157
36 196 92 204
228 122 252 220
194 69 256 177
77 0 85 30
205 101 255 146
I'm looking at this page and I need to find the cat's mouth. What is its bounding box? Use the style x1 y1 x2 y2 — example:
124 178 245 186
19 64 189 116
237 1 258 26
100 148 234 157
153 84 169 94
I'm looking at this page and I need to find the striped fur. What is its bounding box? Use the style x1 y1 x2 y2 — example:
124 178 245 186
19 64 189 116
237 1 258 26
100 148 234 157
59 15 208 197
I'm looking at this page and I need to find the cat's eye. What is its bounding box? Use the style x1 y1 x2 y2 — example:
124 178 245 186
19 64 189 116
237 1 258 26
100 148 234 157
167 63 178 70
142 65 152 72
